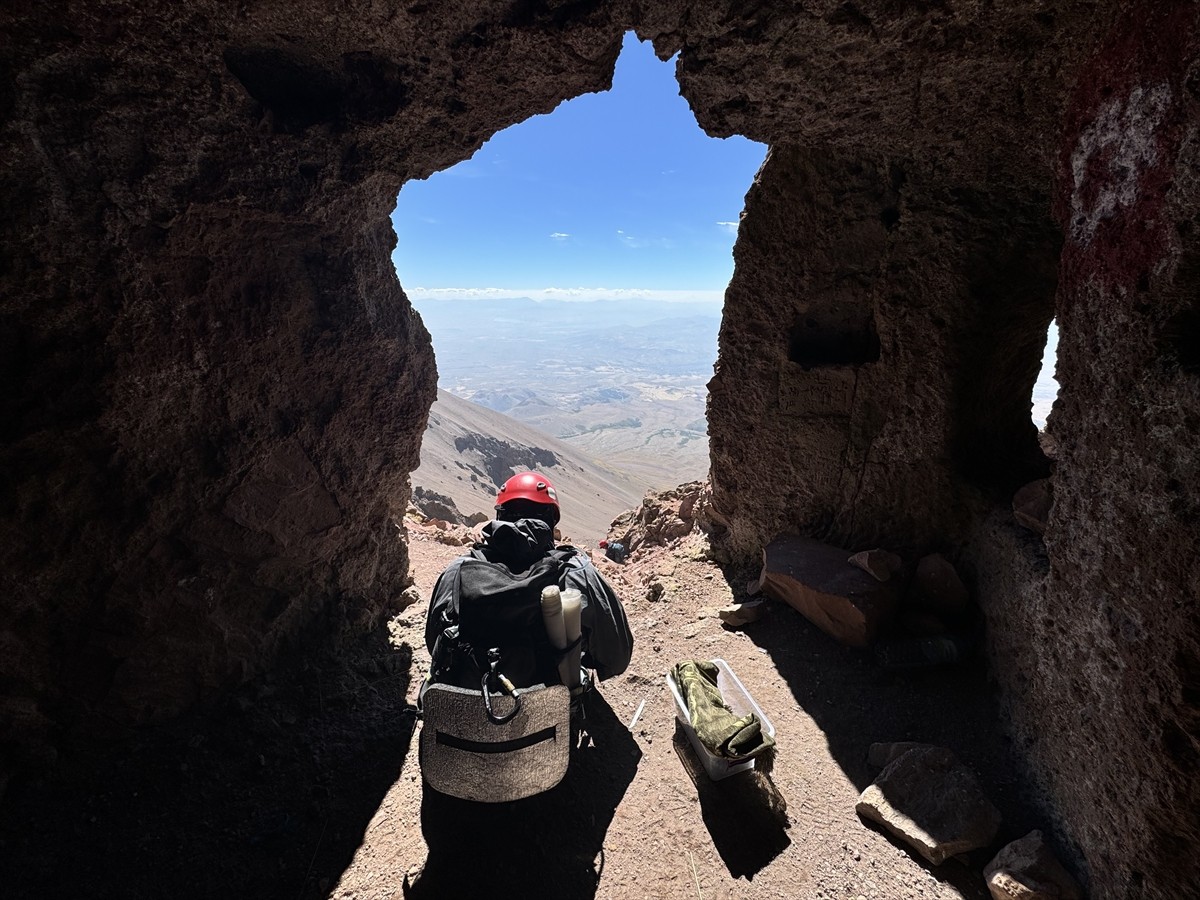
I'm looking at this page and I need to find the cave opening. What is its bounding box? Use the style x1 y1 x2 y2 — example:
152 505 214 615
1032 318 1060 431
946 224 1060 498
390 32 766 543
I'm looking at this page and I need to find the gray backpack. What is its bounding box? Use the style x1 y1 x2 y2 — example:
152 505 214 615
419 549 578 802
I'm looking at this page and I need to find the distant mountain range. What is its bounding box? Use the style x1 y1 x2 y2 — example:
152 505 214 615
412 296 720 489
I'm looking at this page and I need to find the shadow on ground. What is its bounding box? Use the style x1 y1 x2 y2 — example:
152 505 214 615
724 569 1044 899
0 632 414 900
405 690 640 900
671 723 791 879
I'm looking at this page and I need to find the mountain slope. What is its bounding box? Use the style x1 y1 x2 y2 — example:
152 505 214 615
411 389 654 544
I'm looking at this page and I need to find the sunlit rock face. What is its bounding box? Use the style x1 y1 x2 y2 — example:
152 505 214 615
2 1 1197 896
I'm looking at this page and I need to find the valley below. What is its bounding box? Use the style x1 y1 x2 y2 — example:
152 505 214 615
410 297 721 538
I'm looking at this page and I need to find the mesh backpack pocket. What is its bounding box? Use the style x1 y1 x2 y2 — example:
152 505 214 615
419 682 570 802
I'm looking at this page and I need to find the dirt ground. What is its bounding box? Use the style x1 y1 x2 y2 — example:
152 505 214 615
0 515 1043 899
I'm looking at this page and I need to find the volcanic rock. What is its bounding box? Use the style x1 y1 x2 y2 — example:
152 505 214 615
757 535 898 647
610 482 705 556
1012 479 1053 535
912 554 972 617
718 601 765 628
848 549 904 582
985 830 1083 900
856 745 1002 865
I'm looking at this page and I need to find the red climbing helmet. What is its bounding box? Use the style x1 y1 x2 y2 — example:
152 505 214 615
496 471 560 523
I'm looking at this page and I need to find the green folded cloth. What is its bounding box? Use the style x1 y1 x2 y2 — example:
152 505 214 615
672 660 775 761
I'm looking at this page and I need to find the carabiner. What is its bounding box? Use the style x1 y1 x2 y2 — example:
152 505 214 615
480 651 521 725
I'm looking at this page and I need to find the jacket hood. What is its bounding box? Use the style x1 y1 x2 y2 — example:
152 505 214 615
479 518 556 570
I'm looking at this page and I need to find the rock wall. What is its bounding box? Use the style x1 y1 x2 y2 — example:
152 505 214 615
0 0 623 761
706 144 1059 558
971 5 1200 897
2 1 1197 896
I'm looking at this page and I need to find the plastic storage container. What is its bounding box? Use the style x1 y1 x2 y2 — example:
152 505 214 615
667 658 775 781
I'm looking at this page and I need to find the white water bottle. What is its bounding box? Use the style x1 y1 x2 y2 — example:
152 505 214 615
560 588 583 692
540 585 570 687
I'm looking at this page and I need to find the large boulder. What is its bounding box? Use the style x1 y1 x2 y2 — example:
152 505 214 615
856 745 1002 865
755 535 899 647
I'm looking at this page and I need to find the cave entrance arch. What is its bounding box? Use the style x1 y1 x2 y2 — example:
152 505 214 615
391 32 765 544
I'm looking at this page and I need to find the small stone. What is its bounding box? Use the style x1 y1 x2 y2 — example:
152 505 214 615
718 600 765 628
912 554 971 617
400 585 422 608
1012 479 1053 535
646 580 666 602
848 549 903 582
697 606 720 620
985 830 1082 900
856 745 1001 865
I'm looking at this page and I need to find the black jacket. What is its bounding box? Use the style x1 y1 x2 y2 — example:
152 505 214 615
425 518 634 681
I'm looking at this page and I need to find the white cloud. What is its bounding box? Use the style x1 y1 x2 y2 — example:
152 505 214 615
616 229 674 250
716 221 739 234
405 286 725 304
549 232 570 240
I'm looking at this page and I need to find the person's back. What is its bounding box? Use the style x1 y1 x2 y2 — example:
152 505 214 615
418 471 633 802
425 472 633 689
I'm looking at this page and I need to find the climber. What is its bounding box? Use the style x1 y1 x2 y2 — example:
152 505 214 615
599 538 628 564
424 470 634 692
418 471 634 802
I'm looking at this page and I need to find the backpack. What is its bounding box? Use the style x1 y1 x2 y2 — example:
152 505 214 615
427 547 580 695
419 547 580 802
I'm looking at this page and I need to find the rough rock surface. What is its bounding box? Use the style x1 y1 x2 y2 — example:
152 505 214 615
717 600 765 628
848 549 903 582
609 480 705 555
410 487 472 526
985 830 1084 900
913 553 973 617
2 1 1198 897
966 7 1200 898
856 745 1003 866
756 535 899 647
1012 479 1053 535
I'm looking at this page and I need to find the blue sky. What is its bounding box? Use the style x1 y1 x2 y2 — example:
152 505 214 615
391 32 768 303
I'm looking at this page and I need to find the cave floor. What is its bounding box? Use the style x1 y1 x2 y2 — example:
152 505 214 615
0 521 1040 899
